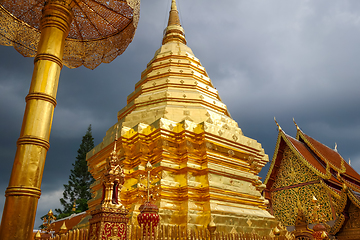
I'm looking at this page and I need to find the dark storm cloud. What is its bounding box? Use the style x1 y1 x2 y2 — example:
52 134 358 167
1 0 360 228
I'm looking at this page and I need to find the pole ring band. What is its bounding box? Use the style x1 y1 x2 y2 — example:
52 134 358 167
34 53 63 69
17 135 50 150
25 92 57 107
5 186 41 199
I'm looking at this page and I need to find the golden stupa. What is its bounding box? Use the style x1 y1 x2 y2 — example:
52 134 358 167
87 0 276 235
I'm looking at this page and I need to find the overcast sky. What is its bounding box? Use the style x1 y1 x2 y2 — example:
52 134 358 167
1 0 360 228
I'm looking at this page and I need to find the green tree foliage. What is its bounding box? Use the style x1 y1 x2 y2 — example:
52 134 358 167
55 125 95 219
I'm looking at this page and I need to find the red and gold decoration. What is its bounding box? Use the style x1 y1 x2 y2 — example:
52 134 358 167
264 120 360 239
137 161 161 236
309 196 329 240
0 0 139 239
88 133 129 240
312 224 329 240
137 202 160 237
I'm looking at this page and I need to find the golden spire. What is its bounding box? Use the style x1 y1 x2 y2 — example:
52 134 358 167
72 200 76 212
35 230 41 240
162 0 187 45
59 222 68 234
293 118 300 131
168 0 181 26
274 117 282 131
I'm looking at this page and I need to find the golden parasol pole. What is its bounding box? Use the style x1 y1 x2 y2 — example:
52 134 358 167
0 0 73 239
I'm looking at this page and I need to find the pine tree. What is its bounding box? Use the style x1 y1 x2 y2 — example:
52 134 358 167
55 125 95 219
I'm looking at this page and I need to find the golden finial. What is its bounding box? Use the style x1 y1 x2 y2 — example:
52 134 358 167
273 226 280 235
43 209 56 234
207 215 217 235
145 161 153 202
171 0 178 11
72 200 76 212
334 142 338 152
109 125 119 164
163 0 186 45
274 117 282 131
293 118 300 131
349 158 351 166
145 161 153 171
138 161 160 203
35 230 42 240
48 209 53 216
168 0 180 26
59 222 68 234
114 125 118 153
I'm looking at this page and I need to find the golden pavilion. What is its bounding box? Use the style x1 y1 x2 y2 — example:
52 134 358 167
85 0 277 236
264 121 360 239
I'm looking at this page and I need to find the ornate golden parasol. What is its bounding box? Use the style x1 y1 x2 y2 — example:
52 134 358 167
0 0 140 69
0 0 139 239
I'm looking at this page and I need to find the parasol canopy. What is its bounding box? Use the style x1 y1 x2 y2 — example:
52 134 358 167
0 0 140 69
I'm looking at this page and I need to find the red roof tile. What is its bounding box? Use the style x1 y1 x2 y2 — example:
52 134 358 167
52 212 87 234
302 134 360 184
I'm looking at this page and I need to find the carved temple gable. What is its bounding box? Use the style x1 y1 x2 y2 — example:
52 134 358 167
271 147 333 226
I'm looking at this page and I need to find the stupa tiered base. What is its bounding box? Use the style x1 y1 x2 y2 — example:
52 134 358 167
88 118 277 235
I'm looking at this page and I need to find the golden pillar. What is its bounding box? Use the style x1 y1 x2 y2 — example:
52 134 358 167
0 1 73 239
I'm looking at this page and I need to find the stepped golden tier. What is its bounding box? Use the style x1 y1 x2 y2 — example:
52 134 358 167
87 0 276 235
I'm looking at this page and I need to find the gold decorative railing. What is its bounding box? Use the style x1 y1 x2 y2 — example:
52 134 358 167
128 224 272 240
39 223 289 240
47 228 89 240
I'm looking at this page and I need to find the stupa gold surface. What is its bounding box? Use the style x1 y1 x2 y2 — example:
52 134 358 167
87 0 276 235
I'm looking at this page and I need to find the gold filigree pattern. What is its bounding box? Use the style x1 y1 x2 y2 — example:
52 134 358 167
272 183 333 226
271 147 333 226
329 213 345 235
265 132 331 187
273 147 318 189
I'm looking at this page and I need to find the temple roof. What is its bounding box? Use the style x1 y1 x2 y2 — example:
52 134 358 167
297 131 360 185
327 181 360 235
264 121 360 192
51 212 87 234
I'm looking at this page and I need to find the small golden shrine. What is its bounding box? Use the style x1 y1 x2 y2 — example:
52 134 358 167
86 0 277 235
264 120 360 239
